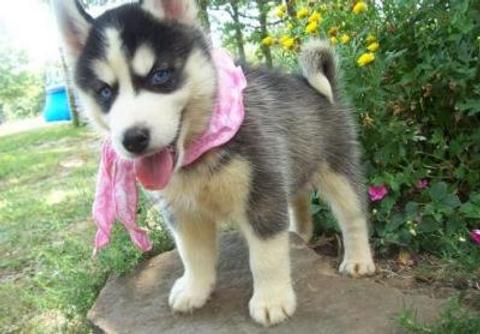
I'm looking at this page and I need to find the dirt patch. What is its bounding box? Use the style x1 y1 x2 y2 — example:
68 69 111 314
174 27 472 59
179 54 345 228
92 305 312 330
67 219 93 236
60 157 86 169
25 310 69 334
0 117 53 137
311 237 480 311
0 260 36 285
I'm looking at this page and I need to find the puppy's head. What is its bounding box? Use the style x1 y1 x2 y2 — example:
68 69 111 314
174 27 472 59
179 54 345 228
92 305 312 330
52 0 216 165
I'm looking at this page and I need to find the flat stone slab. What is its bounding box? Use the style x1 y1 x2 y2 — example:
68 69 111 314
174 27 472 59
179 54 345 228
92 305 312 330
88 233 444 334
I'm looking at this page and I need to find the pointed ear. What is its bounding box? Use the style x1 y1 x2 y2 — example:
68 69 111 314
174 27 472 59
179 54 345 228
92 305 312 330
141 0 198 24
51 0 93 60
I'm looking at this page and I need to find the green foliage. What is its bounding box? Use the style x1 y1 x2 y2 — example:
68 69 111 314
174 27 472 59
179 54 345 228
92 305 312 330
0 46 44 122
261 0 480 259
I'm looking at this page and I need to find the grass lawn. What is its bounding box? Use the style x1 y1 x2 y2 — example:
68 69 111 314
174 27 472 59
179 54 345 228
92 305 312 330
0 125 477 333
0 125 172 333
398 299 480 334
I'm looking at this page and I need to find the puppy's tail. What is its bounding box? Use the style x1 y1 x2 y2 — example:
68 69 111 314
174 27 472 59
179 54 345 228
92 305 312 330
299 39 337 104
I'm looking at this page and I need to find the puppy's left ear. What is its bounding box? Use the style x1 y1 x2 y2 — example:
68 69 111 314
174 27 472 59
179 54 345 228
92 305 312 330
141 0 198 24
51 0 93 61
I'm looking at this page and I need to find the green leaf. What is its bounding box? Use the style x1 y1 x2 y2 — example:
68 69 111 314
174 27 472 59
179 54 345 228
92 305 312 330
397 229 413 246
455 98 480 115
429 182 448 202
443 194 461 209
460 202 480 219
386 213 405 232
405 202 419 220
418 216 439 233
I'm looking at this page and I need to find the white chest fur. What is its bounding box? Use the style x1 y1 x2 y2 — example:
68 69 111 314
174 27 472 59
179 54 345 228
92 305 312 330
150 157 252 223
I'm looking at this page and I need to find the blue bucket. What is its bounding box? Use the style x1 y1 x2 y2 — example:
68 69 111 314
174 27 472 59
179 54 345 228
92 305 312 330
43 85 72 122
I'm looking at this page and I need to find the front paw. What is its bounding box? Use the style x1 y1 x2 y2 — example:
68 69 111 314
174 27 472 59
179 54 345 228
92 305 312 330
339 256 376 277
249 284 297 327
168 276 215 313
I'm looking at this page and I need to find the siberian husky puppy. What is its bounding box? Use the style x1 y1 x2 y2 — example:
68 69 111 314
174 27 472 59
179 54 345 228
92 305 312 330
52 0 375 326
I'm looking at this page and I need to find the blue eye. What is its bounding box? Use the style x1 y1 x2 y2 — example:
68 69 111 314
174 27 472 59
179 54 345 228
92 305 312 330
98 86 113 103
150 68 173 86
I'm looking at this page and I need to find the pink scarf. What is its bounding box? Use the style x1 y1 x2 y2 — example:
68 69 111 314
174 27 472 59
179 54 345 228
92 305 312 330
92 50 246 254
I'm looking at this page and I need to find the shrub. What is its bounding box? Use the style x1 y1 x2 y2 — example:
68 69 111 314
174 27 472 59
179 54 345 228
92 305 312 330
264 0 480 258
0 47 44 122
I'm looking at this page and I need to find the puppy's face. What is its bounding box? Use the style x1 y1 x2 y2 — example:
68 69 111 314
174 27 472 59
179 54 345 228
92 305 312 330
53 0 215 162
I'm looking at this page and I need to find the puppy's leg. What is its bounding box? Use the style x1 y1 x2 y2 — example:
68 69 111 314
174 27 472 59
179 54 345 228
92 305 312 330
167 211 217 312
316 166 375 277
289 190 314 242
239 196 296 327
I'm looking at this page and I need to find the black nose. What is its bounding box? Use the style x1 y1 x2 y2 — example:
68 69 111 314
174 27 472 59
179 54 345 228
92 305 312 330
122 127 150 154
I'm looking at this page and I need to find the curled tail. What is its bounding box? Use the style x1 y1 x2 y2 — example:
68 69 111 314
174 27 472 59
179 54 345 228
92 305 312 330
299 40 337 104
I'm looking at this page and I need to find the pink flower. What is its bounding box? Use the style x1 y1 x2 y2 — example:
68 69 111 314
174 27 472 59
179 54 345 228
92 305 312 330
470 230 480 245
417 179 429 189
368 185 389 202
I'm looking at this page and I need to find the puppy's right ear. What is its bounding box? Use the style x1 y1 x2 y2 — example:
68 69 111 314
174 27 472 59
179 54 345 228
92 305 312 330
51 0 93 60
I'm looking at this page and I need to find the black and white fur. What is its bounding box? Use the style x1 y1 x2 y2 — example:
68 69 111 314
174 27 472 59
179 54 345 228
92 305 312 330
52 0 375 327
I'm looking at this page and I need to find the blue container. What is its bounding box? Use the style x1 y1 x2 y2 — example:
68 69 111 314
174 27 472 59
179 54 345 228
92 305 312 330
43 85 72 122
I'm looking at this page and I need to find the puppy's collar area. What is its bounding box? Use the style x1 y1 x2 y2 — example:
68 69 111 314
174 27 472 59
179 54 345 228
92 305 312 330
92 50 246 253
182 49 247 166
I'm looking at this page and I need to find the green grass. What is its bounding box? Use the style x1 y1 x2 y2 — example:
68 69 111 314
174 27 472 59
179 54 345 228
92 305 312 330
398 299 480 334
0 125 173 333
0 124 478 333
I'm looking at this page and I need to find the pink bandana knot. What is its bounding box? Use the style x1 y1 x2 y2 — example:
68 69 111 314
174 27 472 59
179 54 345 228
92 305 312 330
183 49 247 165
92 49 246 253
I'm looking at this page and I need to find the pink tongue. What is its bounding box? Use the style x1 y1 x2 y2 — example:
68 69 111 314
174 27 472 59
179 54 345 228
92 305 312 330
134 149 174 190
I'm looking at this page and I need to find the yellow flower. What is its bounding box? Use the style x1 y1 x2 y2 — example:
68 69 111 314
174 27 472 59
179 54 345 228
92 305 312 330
366 33 377 44
357 52 375 67
305 21 318 34
281 36 295 49
328 26 339 37
274 4 287 18
261 36 275 47
362 113 374 127
367 42 380 52
353 1 368 14
330 36 338 45
296 7 309 19
287 22 294 31
340 34 350 44
308 11 322 23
